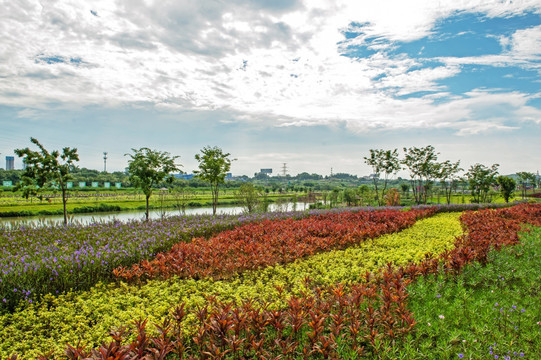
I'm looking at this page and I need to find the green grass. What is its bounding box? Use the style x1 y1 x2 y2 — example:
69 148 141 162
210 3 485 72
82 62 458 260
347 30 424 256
0 192 293 217
387 226 541 360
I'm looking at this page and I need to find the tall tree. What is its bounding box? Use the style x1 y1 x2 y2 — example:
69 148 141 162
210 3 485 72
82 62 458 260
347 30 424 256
15 137 79 225
437 160 463 204
363 149 400 206
466 163 499 203
194 146 233 215
496 176 516 203
125 148 181 221
516 171 535 199
402 145 439 204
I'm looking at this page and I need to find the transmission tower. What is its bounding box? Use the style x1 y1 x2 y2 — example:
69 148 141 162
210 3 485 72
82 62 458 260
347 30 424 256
103 152 108 172
282 163 288 177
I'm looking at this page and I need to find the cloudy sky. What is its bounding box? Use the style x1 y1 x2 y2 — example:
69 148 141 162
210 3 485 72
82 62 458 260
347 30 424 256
0 0 540 177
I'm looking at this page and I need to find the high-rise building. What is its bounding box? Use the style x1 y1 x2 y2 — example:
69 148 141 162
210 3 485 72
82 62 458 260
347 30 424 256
5 156 14 170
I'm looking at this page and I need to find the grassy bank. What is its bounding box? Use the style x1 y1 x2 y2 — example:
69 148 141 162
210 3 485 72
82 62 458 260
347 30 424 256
0 192 294 218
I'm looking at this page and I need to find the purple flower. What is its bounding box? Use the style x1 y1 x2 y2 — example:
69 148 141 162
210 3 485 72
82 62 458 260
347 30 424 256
458 354 464 358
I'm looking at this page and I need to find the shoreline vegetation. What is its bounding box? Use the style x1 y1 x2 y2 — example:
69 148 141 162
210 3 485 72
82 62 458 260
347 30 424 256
0 187 539 219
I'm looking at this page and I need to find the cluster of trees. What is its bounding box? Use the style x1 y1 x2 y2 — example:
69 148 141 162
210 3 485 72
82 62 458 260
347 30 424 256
14 139 234 223
364 145 538 206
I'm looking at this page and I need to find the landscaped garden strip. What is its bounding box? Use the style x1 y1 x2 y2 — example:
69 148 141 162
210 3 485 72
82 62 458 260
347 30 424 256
113 207 436 282
0 206 437 311
0 210 325 310
0 211 461 358
6 203 539 359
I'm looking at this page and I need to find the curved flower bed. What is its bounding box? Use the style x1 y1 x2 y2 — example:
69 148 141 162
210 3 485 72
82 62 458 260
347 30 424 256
113 208 435 282
46 204 541 359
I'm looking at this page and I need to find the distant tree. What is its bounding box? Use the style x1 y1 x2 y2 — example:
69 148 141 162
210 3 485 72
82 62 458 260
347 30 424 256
384 188 401 206
402 145 439 205
125 148 181 221
466 163 499 203
358 184 372 206
496 176 516 203
399 183 410 199
329 188 340 207
343 188 358 206
15 137 79 225
237 183 261 213
332 173 358 180
436 160 463 204
296 172 323 181
363 149 400 206
516 171 535 199
172 186 196 215
194 146 233 215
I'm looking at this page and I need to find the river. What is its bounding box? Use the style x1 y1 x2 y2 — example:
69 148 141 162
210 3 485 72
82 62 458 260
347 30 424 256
0 202 312 228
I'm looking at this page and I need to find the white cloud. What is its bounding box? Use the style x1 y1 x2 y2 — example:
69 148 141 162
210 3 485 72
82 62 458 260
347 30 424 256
509 25 541 57
0 0 539 138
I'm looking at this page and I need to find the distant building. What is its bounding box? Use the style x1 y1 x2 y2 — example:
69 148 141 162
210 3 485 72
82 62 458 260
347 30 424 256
260 168 272 174
5 156 14 170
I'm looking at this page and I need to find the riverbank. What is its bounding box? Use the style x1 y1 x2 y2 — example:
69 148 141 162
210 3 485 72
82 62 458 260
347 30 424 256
0 192 298 218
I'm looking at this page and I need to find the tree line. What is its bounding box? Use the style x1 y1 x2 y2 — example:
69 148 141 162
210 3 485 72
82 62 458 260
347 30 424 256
364 145 538 206
9 138 540 224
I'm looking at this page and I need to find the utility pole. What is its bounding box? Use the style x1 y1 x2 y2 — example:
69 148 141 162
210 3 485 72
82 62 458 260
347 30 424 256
282 163 288 177
103 152 108 172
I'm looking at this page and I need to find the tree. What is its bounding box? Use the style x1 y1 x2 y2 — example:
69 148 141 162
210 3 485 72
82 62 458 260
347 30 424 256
516 171 535 199
399 183 410 199
358 184 372 206
363 149 400 206
237 183 261 213
194 146 233 215
402 145 439 204
466 163 499 203
496 176 516 203
384 188 400 206
436 160 463 204
15 137 79 225
172 186 196 215
343 188 358 206
125 148 181 221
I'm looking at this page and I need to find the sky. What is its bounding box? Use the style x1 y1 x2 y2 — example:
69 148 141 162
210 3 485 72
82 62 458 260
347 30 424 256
0 0 540 177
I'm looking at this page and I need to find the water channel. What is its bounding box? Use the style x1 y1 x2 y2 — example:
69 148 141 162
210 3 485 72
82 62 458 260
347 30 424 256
0 202 312 228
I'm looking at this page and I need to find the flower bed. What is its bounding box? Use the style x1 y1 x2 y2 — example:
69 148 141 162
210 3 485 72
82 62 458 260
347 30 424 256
114 208 435 282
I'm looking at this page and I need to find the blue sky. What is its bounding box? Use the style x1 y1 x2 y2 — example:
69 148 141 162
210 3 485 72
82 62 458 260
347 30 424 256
0 0 540 177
